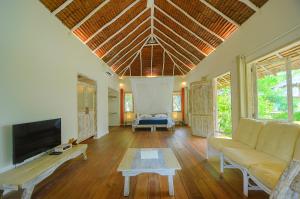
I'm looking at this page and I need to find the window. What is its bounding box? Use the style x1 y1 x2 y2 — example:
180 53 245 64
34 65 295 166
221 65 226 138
124 93 133 112
173 93 181 112
214 72 232 137
252 42 300 123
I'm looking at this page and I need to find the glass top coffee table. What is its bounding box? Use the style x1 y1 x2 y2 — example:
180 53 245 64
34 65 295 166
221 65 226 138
118 148 181 196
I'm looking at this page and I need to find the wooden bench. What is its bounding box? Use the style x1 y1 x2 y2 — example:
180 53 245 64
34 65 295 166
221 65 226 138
0 144 87 199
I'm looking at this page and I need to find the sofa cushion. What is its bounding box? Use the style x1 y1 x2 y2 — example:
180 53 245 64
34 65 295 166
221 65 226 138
256 122 300 162
223 147 287 169
208 137 251 151
249 162 287 189
234 118 265 148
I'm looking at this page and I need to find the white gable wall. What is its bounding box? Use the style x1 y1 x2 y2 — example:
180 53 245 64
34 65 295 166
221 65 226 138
187 0 300 131
0 0 119 171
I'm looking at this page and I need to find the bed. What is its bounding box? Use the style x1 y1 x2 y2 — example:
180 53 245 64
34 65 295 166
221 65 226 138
132 114 175 132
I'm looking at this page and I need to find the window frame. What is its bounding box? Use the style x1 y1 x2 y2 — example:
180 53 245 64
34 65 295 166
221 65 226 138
124 92 134 113
251 57 295 122
172 92 182 112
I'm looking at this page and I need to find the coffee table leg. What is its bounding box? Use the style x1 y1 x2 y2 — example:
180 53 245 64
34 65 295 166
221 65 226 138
168 175 174 196
124 176 130 196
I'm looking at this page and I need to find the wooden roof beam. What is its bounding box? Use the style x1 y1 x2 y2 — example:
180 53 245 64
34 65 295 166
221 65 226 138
154 6 215 50
114 51 138 72
154 27 201 63
154 18 208 56
113 36 150 70
71 0 110 32
198 0 239 27
168 53 188 74
101 18 151 59
84 0 141 43
165 0 224 41
239 0 259 12
154 36 192 71
93 8 149 53
120 52 140 77
107 27 151 64
154 35 195 67
52 0 73 15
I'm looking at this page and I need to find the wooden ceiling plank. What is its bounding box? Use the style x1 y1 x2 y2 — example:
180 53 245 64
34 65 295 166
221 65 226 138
239 0 259 12
154 27 202 62
154 34 195 67
165 0 224 41
107 27 150 64
154 6 215 50
168 53 188 74
198 0 240 26
52 0 73 15
115 52 137 72
113 36 149 70
154 18 208 56
101 21 151 58
93 8 149 53
154 36 192 70
112 37 148 68
84 0 141 44
71 0 110 32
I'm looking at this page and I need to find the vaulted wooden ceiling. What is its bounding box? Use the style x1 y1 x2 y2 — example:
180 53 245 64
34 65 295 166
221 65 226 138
40 0 268 77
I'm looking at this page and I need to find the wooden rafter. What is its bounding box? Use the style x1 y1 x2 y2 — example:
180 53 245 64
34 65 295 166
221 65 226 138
93 8 149 53
154 18 208 56
71 0 110 32
154 34 195 66
52 0 73 15
85 0 141 44
107 28 151 65
168 53 188 74
154 27 202 62
165 0 224 41
154 5 216 50
102 18 151 59
154 36 192 71
112 36 149 68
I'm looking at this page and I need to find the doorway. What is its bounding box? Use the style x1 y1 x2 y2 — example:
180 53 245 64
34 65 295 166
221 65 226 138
77 75 97 142
108 88 119 127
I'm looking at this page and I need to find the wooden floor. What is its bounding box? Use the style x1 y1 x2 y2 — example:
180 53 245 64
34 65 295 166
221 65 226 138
18 127 268 199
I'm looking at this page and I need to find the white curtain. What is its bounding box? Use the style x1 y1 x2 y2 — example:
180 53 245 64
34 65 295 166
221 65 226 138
131 77 174 114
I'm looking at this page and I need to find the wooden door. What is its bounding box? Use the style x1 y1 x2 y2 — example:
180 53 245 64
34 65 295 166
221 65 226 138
77 82 97 142
190 77 214 137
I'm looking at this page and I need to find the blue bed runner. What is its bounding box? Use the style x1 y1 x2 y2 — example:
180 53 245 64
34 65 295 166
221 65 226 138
138 118 168 125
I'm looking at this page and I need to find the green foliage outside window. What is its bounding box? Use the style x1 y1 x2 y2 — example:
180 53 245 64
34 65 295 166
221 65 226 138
217 87 232 137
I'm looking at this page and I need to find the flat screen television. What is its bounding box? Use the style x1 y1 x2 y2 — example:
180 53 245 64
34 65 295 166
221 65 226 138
13 118 61 164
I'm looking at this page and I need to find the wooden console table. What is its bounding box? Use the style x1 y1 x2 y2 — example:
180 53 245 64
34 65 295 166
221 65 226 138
0 144 87 199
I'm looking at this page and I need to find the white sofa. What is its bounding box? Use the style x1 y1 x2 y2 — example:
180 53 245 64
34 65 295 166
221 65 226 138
208 118 300 196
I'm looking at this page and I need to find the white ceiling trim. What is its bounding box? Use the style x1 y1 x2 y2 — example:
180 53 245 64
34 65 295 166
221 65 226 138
71 0 110 32
154 5 215 50
154 27 202 62
154 36 192 71
84 0 141 44
239 0 259 12
154 35 195 66
165 0 224 41
93 8 149 53
154 18 208 57
52 0 73 15
198 0 239 27
107 27 150 65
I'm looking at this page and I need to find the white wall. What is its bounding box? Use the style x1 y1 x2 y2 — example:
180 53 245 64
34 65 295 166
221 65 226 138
187 0 300 131
0 0 119 171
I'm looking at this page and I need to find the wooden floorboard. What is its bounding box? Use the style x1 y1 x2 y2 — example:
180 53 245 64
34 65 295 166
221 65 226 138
8 127 268 199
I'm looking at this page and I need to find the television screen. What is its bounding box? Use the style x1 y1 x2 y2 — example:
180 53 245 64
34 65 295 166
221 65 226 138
13 118 61 164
